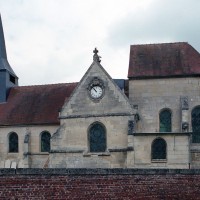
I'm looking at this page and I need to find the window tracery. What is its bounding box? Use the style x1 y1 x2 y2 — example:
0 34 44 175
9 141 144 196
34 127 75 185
159 109 172 132
89 122 106 152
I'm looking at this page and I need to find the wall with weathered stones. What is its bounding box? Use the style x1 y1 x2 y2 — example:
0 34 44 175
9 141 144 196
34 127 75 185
0 169 200 199
133 134 190 168
129 77 200 168
129 77 200 133
50 116 132 168
50 61 135 168
0 125 58 168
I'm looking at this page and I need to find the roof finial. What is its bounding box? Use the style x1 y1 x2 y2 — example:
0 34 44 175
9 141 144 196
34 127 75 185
93 48 101 63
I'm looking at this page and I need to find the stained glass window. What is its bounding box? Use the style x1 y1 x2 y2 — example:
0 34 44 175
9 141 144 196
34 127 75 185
152 138 166 160
41 131 51 152
159 109 172 132
9 132 18 153
192 107 200 143
89 123 106 152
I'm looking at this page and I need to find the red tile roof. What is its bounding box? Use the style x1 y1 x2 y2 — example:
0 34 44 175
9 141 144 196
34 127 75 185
0 83 77 126
128 42 200 78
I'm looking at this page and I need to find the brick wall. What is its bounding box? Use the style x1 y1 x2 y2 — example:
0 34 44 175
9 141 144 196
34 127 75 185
0 169 200 199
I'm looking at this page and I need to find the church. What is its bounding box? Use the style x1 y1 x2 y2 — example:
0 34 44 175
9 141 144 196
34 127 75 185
0 15 200 169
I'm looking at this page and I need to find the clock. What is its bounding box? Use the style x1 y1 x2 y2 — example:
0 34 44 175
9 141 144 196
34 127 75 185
88 77 105 101
90 86 103 99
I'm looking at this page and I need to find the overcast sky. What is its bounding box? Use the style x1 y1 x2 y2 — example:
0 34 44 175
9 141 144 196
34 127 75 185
0 0 200 86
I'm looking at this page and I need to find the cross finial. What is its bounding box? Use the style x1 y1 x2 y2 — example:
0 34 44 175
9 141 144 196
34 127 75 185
93 48 98 54
93 48 101 63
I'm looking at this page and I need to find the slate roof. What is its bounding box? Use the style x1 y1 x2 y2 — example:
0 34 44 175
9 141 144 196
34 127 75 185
0 14 17 76
128 42 200 79
0 83 77 126
0 14 7 60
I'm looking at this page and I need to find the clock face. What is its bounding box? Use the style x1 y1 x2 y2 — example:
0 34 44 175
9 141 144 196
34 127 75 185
90 86 103 99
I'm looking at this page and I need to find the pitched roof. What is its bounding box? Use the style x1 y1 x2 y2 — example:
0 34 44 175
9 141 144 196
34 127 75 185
128 42 200 79
0 83 77 126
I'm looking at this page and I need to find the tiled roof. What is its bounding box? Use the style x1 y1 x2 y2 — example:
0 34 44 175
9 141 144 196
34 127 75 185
128 42 200 78
0 83 77 126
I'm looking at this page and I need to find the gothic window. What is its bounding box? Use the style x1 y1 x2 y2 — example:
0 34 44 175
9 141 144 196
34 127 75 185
41 131 51 152
159 109 172 132
9 132 18 153
89 122 106 152
192 106 200 143
152 138 167 160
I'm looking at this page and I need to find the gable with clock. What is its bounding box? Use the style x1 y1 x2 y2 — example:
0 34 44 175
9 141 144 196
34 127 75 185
49 49 135 168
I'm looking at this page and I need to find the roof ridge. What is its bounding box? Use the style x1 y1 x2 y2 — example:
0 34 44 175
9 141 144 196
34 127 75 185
131 42 188 47
17 82 78 88
128 42 200 79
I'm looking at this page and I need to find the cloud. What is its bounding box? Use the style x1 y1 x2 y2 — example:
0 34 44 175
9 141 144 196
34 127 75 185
0 0 200 85
107 0 200 51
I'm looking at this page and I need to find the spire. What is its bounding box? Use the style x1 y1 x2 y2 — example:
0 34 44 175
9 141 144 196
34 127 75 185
0 14 18 103
93 48 101 63
0 14 17 76
0 14 7 59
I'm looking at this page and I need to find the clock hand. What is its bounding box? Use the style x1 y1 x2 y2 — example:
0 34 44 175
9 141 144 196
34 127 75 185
93 88 97 92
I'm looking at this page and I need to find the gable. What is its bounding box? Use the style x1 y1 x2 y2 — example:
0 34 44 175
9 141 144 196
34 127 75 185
60 61 134 118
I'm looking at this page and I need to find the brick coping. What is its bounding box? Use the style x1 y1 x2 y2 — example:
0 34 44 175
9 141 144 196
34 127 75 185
1 168 200 175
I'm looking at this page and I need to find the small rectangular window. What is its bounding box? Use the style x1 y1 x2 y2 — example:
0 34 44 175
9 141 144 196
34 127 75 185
10 75 16 84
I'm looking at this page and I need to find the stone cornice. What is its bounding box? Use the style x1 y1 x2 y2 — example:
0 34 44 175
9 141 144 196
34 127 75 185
134 132 192 136
60 113 134 119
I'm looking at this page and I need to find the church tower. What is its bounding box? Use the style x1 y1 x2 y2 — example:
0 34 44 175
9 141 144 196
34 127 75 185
0 14 18 103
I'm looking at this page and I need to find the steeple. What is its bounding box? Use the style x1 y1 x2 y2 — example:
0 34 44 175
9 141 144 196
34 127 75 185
0 14 17 76
0 14 18 103
0 14 7 59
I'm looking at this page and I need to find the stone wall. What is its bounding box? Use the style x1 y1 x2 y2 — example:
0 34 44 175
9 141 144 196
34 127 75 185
133 134 190 168
50 116 131 168
129 77 200 133
0 125 58 168
50 61 134 168
0 168 200 199
129 77 200 168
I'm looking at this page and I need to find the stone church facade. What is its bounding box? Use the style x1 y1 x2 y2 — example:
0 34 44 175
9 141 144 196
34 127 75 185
0 15 200 169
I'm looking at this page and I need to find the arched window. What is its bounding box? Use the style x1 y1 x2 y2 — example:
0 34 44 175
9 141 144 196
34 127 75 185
152 138 167 160
41 131 51 152
192 106 200 143
89 122 106 152
9 132 18 153
159 109 172 132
